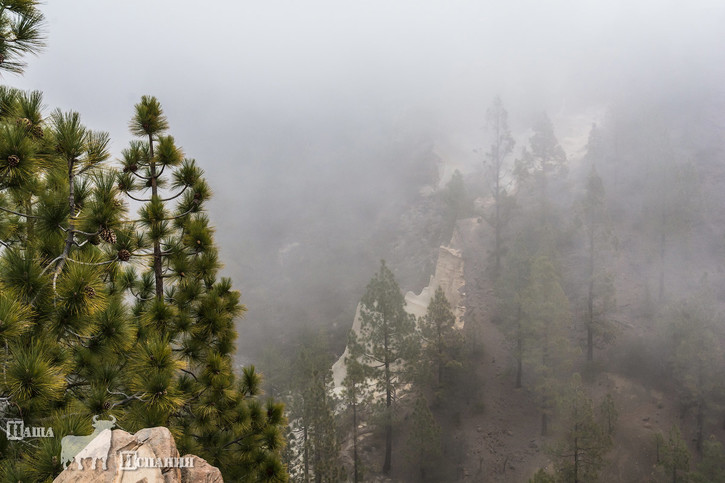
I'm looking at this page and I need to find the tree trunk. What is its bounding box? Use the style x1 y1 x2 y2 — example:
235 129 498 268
55 158 76 278
149 133 163 300
494 163 501 279
659 211 666 302
696 358 705 453
303 424 310 483
515 307 522 388
383 327 392 474
573 420 579 483
383 398 392 474
352 400 359 483
696 400 704 453
437 324 444 388
587 232 595 362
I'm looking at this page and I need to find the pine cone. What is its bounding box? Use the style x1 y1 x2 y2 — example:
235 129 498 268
123 166 130 173
118 249 131 262
16 118 32 130
7 155 19 167
31 125 44 138
84 286 96 298
129 164 138 172
99 227 117 244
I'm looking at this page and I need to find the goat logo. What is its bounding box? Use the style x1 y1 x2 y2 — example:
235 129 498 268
60 415 117 471
0 397 9 418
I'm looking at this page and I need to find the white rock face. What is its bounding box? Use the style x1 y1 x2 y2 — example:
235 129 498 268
404 245 465 328
332 230 466 388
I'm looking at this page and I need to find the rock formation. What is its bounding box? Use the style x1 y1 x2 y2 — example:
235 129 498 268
331 221 467 387
53 426 222 483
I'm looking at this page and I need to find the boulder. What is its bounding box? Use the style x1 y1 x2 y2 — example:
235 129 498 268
53 427 223 483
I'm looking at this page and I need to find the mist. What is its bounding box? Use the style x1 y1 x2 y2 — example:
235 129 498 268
4 1 725 480
9 0 721 360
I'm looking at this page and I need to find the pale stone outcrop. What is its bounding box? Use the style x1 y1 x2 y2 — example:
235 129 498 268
53 426 223 483
332 223 467 387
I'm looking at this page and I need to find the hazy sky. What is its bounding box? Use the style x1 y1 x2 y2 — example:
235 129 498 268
6 1 724 157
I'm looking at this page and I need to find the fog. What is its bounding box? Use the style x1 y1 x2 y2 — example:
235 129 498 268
6 1 725 481
7 0 725 360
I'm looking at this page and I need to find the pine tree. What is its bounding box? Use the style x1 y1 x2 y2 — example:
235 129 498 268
482 96 515 279
659 425 691 483
405 396 441 482
599 393 618 436
547 375 612 482
349 260 417 475
666 296 724 452
515 112 567 223
522 255 573 436
287 333 344 483
0 0 46 75
0 91 288 481
691 435 725 483
342 332 371 483
441 169 472 239
418 286 464 393
577 162 618 362
0 89 129 480
497 235 534 389
640 131 700 301
115 97 287 481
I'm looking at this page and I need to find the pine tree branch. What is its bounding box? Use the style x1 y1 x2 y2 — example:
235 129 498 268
124 191 151 203
160 185 188 202
128 287 154 301
222 432 257 449
66 328 92 341
124 185 188 203
58 225 100 237
108 388 147 408
169 204 198 220
77 163 100 176
125 203 196 223
0 205 39 218
67 256 116 266
180 368 198 381
65 381 91 388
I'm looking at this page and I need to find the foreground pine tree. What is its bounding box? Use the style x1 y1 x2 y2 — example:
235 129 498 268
115 96 287 481
0 90 288 481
